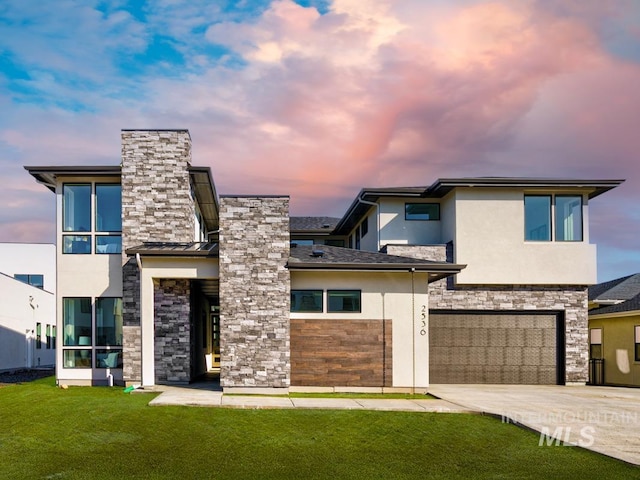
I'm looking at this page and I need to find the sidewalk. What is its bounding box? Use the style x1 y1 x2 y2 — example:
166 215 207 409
146 386 472 413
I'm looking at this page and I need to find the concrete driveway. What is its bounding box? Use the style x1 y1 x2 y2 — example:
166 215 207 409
428 384 640 465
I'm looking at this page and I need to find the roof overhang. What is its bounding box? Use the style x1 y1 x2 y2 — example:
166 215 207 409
425 178 625 199
126 242 219 258
188 166 219 231
24 165 122 192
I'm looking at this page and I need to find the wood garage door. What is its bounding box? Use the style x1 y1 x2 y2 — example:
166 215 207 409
429 312 562 385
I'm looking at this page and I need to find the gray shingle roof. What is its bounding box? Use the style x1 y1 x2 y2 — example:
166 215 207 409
589 273 640 302
589 293 640 316
290 217 341 233
288 245 465 279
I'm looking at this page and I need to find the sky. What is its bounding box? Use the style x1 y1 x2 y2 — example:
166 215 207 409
1 0 639 282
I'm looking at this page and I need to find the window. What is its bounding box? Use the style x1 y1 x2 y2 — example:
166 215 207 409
291 290 323 312
63 235 91 254
590 328 602 359
46 324 51 349
14 274 44 289
360 217 368 237
327 290 361 313
63 298 92 347
63 182 122 254
524 195 551 241
291 239 314 246
96 298 123 346
325 239 345 247
96 349 123 369
96 235 122 254
63 350 92 369
52 326 56 349
635 326 640 362
355 227 361 250
36 323 42 349
405 203 440 221
63 184 91 232
555 196 583 242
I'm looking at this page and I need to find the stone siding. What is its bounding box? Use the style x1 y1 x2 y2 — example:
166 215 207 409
385 244 589 384
154 279 191 384
219 196 291 388
120 130 196 384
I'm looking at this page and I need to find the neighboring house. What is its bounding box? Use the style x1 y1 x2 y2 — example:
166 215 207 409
25 129 622 390
0 243 56 371
588 274 640 387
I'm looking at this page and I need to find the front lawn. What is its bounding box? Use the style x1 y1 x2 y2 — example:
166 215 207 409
0 377 636 479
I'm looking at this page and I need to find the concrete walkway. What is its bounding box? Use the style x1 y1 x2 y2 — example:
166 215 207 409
428 384 640 466
147 386 471 413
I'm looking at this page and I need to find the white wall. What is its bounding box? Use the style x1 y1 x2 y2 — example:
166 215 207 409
378 198 442 248
291 270 431 388
0 274 55 370
452 188 596 285
55 175 124 385
0 243 56 292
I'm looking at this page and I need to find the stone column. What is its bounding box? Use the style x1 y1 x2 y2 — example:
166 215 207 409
219 196 291 389
120 129 196 384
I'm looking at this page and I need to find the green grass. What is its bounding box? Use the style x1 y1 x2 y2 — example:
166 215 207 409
0 377 637 480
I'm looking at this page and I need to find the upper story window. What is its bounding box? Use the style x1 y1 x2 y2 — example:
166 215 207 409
63 183 121 254
524 194 583 242
14 274 44 289
63 184 91 232
360 217 368 237
405 203 440 221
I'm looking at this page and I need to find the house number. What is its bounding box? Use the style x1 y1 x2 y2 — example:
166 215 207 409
420 305 427 336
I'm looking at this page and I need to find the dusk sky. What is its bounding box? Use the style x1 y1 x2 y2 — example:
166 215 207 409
1 0 639 282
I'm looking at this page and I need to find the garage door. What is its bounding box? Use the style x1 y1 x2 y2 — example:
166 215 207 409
429 312 561 385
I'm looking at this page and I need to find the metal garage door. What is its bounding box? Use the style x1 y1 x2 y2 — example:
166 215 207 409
429 312 561 385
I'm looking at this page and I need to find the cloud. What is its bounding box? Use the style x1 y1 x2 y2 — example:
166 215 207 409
1 0 639 279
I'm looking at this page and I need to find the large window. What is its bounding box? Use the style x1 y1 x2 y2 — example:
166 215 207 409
291 290 323 312
96 298 123 346
63 298 92 347
405 203 440 221
63 183 121 254
525 194 584 242
14 274 44 289
555 196 583 242
327 290 361 313
524 195 551 241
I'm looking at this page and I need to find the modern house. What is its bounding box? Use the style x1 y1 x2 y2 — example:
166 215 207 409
588 274 640 387
0 243 56 372
25 129 623 391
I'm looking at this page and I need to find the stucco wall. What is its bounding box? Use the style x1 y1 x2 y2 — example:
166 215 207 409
291 270 430 388
589 314 640 387
452 188 596 285
0 243 56 293
0 274 55 371
378 198 442 248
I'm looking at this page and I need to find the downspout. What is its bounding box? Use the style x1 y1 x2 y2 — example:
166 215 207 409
410 268 416 394
356 195 380 251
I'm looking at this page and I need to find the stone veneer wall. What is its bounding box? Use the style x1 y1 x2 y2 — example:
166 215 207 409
385 244 589 384
154 279 191 384
120 130 196 384
219 196 290 388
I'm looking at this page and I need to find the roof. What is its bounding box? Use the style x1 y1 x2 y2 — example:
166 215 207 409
290 217 341 234
287 245 465 282
126 242 219 257
24 165 122 192
24 164 219 231
334 177 624 234
589 273 640 315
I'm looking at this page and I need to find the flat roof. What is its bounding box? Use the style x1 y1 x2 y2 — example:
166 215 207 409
24 165 121 192
126 242 219 257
